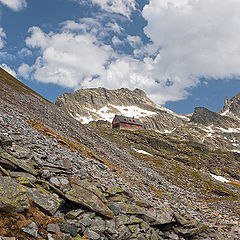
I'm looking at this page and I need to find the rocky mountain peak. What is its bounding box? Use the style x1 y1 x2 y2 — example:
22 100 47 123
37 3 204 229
190 106 239 128
55 87 188 130
220 93 240 120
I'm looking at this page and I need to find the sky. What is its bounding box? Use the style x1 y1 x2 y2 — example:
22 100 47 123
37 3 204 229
0 0 240 114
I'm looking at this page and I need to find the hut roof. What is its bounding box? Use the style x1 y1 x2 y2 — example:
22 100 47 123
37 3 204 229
113 115 142 126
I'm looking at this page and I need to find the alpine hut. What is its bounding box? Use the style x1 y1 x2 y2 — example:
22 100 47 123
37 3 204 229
112 115 143 130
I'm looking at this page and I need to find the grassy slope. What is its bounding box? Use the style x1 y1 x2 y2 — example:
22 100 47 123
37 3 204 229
87 121 240 207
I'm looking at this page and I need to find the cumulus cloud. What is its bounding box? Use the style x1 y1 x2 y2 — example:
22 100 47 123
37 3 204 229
1 63 17 77
141 0 240 101
22 0 240 105
0 0 27 11
73 0 135 18
127 35 143 49
0 27 6 49
18 48 32 57
25 26 114 88
17 63 32 78
23 22 186 104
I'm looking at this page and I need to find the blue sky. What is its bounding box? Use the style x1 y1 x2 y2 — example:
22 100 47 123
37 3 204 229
0 0 240 114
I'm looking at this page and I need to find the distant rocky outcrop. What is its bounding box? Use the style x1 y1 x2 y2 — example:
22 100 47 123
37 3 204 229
190 107 240 128
56 87 189 131
219 93 240 120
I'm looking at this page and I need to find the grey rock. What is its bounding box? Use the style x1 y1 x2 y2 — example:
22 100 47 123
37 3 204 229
59 177 69 186
10 172 36 186
79 214 93 227
0 176 29 212
118 225 131 240
140 221 150 232
50 177 61 186
108 202 145 215
47 223 60 233
42 169 51 179
90 216 106 233
22 222 38 238
11 145 32 159
66 209 84 219
47 233 55 240
141 208 174 226
84 228 101 240
65 178 114 218
0 148 37 175
60 222 79 237
0 134 13 146
28 185 64 216
105 219 117 235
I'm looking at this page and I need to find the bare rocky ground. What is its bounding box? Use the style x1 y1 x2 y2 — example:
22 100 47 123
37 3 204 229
0 68 239 239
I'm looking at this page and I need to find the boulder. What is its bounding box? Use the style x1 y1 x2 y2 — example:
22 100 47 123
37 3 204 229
47 223 60 234
0 134 13 147
66 209 84 220
11 145 32 159
22 222 38 238
65 178 114 218
10 172 36 187
28 185 64 216
0 149 37 175
0 176 29 212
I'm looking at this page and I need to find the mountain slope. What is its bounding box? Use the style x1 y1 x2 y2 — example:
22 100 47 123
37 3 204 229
0 67 239 239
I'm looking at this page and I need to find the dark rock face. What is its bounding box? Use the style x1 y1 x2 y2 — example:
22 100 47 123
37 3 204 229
220 93 240 120
190 107 239 127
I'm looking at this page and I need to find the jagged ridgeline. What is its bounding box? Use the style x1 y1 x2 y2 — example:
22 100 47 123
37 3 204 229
0 67 240 239
55 87 189 131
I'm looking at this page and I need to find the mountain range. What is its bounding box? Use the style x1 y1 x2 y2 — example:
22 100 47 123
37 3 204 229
0 67 239 239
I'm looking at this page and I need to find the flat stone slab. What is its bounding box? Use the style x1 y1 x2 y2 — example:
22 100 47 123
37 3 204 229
65 178 114 218
0 176 30 212
0 149 37 175
10 172 37 186
28 185 64 216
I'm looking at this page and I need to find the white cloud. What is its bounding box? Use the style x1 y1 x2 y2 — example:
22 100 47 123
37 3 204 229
127 35 143 49
112 36 123 46
1 63 17 77
0 0 27 11
73 0 135 18
141 0 240 101
23 0 240 105
18 47 32 57
0 27 6 49
17 63 32 78
25 26 114 89
22 21 193 104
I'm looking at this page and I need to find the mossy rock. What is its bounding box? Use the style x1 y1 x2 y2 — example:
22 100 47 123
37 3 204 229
0 176 30 212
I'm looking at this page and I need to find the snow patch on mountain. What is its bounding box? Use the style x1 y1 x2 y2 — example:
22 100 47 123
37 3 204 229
133 148 153 156
73 105 157 124
210 173 230 183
